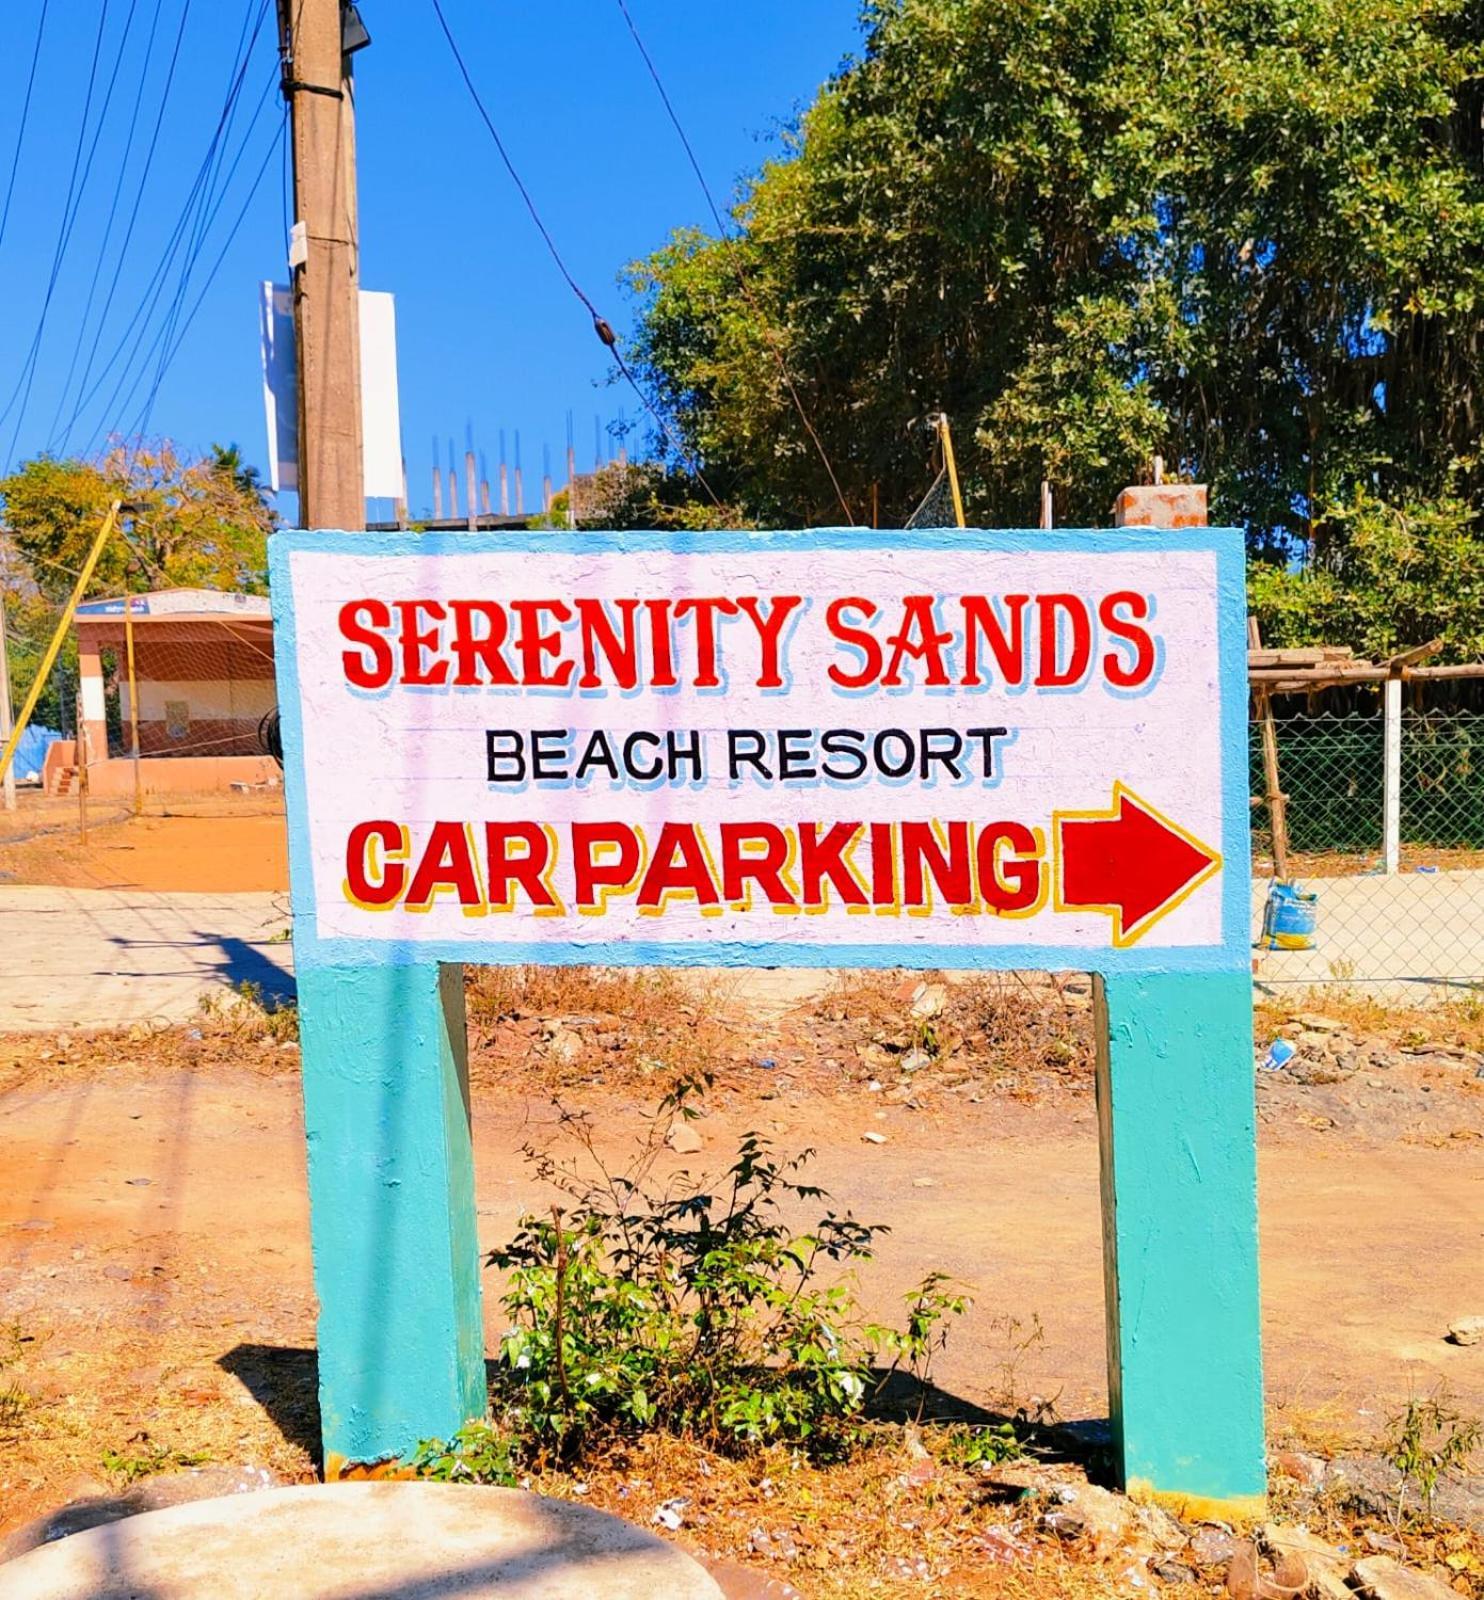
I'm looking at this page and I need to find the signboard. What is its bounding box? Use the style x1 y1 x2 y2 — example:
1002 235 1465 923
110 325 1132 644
271 524 1264 1516
271 527 1248 972
259 283 405 501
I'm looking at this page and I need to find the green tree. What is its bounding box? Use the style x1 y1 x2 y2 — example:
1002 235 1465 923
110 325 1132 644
0 440 275 606
628 0 1484 649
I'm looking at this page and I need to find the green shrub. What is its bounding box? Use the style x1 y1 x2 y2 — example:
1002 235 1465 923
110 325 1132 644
411 1420 519 1485
487 1077 966 1458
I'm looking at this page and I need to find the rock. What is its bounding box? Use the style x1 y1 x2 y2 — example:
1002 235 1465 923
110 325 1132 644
1260 1524 1351 1599
0 1466 283 1562
1133 1502 1188 1551
1038 1481 1137 1558
908 983 946 1020
898 1047 931 1074
1362 1531 1404 1555
1349 1554 1461 1599
666 1120 704 1155
1446 1316 1484 1346
701 1558 804 1599
1152 1558 1197 1584
1270 1450 1327 1488
1189 1527 1238 1567
1293 1014 1345 1033
544 1026 584 1064
860 1131 887 1144
1225 1538 1260 1598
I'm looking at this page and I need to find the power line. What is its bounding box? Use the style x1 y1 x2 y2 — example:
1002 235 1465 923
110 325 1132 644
428 0 722 507
0 0 118 464
122 116 283 446
51 0 195 454
58 5 270 455
612 0 857 526
48 0 169 444
0 0 52 257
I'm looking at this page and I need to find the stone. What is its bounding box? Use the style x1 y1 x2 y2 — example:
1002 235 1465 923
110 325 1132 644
1259 1524 1351 1600
1152 1558 1197 1584
700 1558 804 1600
1349 1554 1461 1599
1270 1450 1327 1488
1038 1481 1138 1557
1189 1526 1238 1567
1293 1014 1345 1033
0 1468 283 1563
666 1119 704 1155
1446 1316 1484 1346
0 1482 724 1599
908 982 947 1020
861 1131 887 1144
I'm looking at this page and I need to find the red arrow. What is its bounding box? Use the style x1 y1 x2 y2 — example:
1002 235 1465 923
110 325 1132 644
1054 783 1222 947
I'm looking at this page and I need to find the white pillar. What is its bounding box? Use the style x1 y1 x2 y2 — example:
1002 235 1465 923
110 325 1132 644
1383 676 1401 875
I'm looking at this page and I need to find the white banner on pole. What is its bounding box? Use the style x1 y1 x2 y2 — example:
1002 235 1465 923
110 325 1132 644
259 282 404 503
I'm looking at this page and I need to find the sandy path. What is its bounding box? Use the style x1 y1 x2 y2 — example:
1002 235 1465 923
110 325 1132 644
2 1063 1479 1493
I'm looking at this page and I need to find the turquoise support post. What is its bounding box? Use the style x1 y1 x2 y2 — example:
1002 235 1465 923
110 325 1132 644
1094 969 1267 1517
295 958 486 1474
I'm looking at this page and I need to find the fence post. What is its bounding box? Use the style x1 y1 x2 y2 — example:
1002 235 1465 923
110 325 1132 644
1383 676 1401 875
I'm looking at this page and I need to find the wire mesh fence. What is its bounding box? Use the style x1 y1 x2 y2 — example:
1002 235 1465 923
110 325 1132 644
1250 689 1484 1000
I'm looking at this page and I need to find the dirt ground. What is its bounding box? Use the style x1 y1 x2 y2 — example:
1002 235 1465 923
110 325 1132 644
1 971 1482 1596
0 791 288 892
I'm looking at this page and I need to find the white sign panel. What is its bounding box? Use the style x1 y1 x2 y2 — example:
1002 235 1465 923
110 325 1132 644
259 283 404 501
271 528 1249 972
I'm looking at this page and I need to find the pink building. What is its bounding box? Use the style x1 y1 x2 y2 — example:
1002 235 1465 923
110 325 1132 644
47 588 281 797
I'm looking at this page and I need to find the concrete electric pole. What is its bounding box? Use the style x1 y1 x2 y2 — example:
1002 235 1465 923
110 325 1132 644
279 0 368 531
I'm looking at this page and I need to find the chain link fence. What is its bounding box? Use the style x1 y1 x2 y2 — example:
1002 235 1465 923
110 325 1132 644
1250 686 1484 1001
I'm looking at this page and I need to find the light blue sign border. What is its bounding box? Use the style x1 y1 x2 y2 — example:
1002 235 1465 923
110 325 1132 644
269 526 1250 977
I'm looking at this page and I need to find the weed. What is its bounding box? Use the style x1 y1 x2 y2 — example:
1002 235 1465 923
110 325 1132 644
942 1421 1025 1469
488 1075 967 1459
100 1434 210 1484
411 1420 519 1485
1385 1390 1481 1526
873 1272 973 1417
0 1382 30 1436
197 982 299 1045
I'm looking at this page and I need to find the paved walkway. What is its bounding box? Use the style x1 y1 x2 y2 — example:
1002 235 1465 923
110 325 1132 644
1 868 1478 1032
0 886 293 1031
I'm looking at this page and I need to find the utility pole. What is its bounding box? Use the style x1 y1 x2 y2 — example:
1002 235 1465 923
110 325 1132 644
280 0 367 531
0 593 16 812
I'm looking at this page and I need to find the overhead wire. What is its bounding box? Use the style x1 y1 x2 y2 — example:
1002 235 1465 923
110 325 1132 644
612 0 857 526
121 110 283 446
0 0 52 258
0 0 118 467
59 1 270 456
48 0 169 445
428 0 722 507
116 62 280 450
50 0 195 454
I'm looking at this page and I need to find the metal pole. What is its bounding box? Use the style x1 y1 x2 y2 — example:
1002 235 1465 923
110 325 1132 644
75 687 89 846
0 590 16 812
1383 675 1402 874
125 594 142 816
0 503 120 790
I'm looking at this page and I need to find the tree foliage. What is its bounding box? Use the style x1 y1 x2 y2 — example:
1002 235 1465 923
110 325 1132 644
628 0 1484 652
0 440 275 606
0 441 275 727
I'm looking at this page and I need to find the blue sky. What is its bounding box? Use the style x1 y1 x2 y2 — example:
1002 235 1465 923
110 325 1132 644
0 1 858 522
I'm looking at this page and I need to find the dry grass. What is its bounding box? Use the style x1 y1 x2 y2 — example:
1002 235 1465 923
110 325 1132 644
1255 988 1484 1054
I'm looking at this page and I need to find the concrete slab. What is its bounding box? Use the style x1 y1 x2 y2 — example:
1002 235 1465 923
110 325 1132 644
0 1481 725 1599
0 886 293 1030
1250 868 1484 1000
